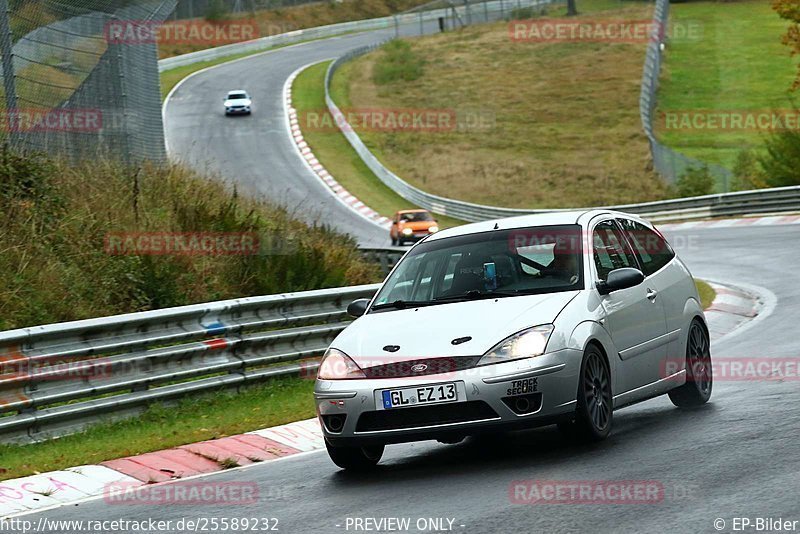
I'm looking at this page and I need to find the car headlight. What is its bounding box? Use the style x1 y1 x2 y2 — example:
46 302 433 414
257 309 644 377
429 226 439 233
317 348 366 380
477 325 554 366
402 228 413 236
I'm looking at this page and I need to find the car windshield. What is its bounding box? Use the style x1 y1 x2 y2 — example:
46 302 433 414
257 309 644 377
400 211 434 222
228 93 248 99
372 225 583 310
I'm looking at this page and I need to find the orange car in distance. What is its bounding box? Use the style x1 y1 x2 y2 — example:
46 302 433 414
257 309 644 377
390 209 439 246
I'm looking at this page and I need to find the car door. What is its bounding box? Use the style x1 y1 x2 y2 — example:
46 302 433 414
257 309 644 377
591 219 668 398
617 217 689 370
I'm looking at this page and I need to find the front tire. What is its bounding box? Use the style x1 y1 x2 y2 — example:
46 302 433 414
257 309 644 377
669 319 712 407
558 345 612 442
325 439 383 471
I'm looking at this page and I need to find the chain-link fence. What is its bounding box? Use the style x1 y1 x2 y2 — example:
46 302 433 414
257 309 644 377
393 0 553 36
1 0 175 164
640 0 732 191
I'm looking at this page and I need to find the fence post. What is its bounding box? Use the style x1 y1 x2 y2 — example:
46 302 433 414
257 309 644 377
0 0 19 146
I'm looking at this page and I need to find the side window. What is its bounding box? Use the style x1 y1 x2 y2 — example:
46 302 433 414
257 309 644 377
618 219 675 276
592 220 637 281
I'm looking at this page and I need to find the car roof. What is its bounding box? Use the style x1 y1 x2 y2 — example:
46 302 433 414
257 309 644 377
426 209 647 242
227 90 248 95
397 209 429 214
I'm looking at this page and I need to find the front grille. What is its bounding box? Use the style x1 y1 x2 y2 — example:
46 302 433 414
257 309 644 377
355 401 499 432
362 356 481 379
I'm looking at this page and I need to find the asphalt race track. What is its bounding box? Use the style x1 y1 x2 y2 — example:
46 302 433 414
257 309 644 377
27 223 800 533
164 21 442 248
144 21 800 534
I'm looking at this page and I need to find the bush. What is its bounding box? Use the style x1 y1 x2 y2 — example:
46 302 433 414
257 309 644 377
372 39 425 85
759 127 800 187
0 150 379 330
676 165 715 197
731 149 768 191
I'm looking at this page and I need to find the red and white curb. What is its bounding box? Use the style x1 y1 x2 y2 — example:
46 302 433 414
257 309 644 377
660 213 800 231
283 64 392 230
704 281 771 344
0 419 324 518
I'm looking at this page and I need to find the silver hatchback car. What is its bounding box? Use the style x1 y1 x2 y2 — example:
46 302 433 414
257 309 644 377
314 210 712 470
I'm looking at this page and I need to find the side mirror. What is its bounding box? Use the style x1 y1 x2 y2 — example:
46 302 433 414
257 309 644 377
346 298 370 318
596 268 644 295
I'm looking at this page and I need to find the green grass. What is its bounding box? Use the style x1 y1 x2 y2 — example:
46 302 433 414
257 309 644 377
0 376 315 482
334 1 672 209
658 0 800 170
695 279 716 310
293 61 464 228
0 150 378 331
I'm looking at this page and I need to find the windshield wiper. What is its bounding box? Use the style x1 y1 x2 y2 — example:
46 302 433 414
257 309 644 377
371 299 438 310
434 289 521 302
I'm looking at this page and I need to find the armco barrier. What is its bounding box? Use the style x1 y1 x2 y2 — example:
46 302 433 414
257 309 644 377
157 0 547 73
324 46 800 223
0 284 379 444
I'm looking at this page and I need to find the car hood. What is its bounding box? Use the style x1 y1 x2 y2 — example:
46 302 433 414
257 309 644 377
332 291 579 367
225 99 251 106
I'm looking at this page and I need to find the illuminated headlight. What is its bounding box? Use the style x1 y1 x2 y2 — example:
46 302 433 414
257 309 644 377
477 325 554 366
317 348 365 380
402 228 413 236
428 226 439 233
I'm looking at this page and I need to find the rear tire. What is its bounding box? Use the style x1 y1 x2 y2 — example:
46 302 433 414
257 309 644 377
558 345 612 442
325 439 383 471
669 319 712 407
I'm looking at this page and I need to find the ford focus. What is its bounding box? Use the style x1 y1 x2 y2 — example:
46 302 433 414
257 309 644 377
315 210 713 470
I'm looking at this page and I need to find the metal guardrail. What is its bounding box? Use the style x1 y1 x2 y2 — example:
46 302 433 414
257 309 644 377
325 46 800 223
323 23 800 223
157 0 534 73
0 284 379 444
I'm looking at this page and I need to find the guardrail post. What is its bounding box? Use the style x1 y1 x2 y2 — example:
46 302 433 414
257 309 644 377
394 15 400 38
418 11 424 35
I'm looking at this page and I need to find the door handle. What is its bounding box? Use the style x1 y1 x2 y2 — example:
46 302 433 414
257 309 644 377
646 288 658 302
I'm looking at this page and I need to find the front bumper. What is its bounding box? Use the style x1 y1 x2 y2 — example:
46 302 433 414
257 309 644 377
315 349 583 446
226 107 250 114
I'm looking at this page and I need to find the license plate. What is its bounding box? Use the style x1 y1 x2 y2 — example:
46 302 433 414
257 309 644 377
380 382 458 410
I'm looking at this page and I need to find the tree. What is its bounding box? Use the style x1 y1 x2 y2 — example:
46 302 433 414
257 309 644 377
759 126 800 186
773 0 800 89
566 0 578 16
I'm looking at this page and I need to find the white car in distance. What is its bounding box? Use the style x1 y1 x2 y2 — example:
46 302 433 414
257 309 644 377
224 90 252 116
